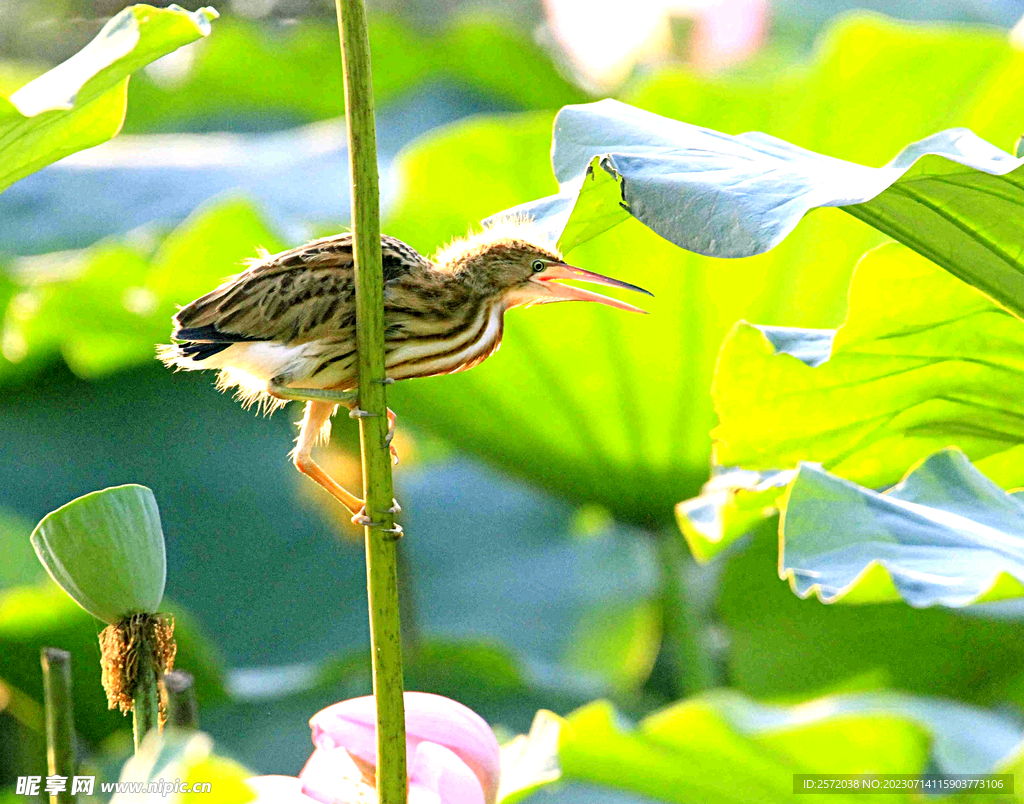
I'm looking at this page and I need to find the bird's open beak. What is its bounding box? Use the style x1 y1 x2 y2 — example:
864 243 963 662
528 263 652 314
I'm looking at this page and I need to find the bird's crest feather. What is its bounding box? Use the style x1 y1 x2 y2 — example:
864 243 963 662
431 214 561 270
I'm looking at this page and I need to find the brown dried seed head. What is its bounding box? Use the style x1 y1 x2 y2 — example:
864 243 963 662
99 612 176 720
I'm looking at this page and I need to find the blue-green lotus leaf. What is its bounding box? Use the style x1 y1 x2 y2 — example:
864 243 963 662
496 98 1024 318
782 449 1024 607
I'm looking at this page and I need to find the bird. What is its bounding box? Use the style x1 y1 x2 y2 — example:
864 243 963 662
158 218 651 522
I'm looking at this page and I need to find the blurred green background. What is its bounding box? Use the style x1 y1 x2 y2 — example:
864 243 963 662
5 0 1024 795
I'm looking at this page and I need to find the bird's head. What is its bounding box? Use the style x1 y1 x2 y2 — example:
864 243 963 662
433 219 651 313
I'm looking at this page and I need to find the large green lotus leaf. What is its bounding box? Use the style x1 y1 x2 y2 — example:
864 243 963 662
2 196 284 379
684 242 1024 557
0 4 216 194
122 14 587 133
503 89 1024 318
714 244 1024 487
780 449 1024 607
515 691 1023 803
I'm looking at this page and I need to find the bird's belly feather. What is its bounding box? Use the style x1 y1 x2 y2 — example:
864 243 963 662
385 306 503 380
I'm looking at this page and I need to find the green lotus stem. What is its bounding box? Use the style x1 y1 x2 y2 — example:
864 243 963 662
132 642 159 751
656 530 715 695
40 648 75 804
334 0 407 802
164 670 199 729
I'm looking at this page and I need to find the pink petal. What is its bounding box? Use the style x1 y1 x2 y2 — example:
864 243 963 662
408 742 485 804
310 692 501 804
299 747 374 804
247 776 321 804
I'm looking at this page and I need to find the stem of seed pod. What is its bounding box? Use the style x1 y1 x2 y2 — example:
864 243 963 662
333 1 407 802
132 641 160 750
41 648 75 804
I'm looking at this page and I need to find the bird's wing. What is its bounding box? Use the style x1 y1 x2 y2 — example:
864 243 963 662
172 233 428 344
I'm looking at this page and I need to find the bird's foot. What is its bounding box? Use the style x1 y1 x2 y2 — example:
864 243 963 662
349 407 399 464
351 502 404 540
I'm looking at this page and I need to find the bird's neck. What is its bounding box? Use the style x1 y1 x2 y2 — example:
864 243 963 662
424 263 508 314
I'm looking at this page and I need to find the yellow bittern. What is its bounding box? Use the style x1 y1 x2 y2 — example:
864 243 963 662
158 219 650 521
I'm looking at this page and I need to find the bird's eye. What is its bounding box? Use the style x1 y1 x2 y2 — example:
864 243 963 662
531 259 546 273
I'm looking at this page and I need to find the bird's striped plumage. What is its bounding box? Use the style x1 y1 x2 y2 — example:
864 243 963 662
158 221 650 516
158 230 547 411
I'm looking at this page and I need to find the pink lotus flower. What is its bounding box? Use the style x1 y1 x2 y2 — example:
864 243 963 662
248 693 501 804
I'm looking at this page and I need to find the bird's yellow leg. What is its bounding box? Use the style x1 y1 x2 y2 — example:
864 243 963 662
270 378 400 465
291 400 364 516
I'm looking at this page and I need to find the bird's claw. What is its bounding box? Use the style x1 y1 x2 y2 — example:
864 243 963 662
351 506 373 526
374 377 396 385
349 408 377 419
350 502 403 538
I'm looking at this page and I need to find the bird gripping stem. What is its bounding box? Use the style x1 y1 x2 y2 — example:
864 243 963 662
335 0 407 802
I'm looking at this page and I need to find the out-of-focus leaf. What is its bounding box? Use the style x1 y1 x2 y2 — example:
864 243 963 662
562 601 661 696
0 582 225 745
113 730 254 804
543 691 1024 803
0 507 40 590
717 520 1024 709
713 245 1024 491
781 449 1024 607
2 197 284 380
319 639 533 716
503 95 1024 319
123 14 587 134
0 4 216 193
30 484 166 623
498 710 562 804
192 458 658 772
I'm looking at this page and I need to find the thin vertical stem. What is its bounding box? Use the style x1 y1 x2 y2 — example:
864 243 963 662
41 648 75 804
333 1 407 803
656 529 716 696
164 670 199 730
132 643 159 751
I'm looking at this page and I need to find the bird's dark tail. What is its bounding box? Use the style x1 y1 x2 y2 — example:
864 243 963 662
156 340 233 369
159 323 264 367
177 341 233 361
